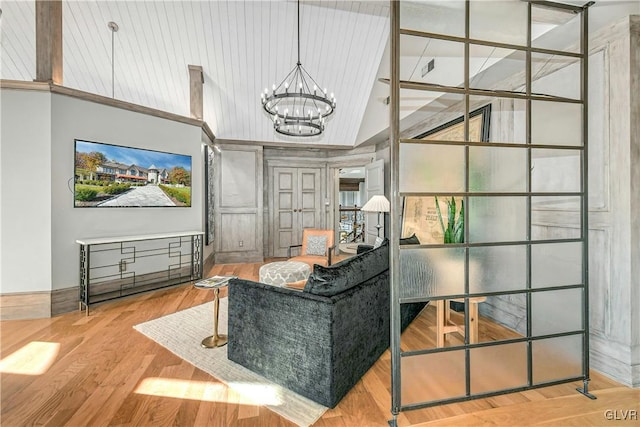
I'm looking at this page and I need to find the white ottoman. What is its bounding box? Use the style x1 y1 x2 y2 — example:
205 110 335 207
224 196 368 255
259 261 311 287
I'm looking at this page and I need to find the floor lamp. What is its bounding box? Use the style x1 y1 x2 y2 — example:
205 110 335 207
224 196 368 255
361 195 390 238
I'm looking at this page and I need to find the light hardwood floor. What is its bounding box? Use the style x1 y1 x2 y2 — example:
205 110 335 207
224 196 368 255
1 261 637 426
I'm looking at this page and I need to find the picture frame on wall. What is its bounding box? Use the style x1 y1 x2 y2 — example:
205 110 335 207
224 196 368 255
401 105 491 244
413 104 491 142
73 139 192 208
204 145 215 246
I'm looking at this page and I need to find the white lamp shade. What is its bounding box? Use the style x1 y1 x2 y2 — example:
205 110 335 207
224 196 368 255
361 195 390 213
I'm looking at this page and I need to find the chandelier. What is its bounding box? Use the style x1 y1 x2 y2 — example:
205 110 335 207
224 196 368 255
261 0 336 137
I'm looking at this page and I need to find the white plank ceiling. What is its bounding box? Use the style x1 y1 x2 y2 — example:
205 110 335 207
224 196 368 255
2 1 638 146
1 0 389 147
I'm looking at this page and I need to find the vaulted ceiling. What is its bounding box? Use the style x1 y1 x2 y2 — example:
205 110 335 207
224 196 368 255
1 0 389 147
2 1 638 147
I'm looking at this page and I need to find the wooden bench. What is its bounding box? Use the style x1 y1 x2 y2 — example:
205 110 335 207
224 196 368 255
435 297 487 347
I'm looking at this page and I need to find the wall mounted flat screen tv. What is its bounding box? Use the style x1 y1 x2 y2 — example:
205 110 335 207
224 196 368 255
74 139 192 208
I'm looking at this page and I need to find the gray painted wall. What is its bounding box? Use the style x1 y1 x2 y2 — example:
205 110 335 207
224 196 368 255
1 89 53 294
1 89 208 295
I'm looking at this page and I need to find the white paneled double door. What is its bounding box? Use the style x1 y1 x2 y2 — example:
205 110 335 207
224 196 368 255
272 167 323 257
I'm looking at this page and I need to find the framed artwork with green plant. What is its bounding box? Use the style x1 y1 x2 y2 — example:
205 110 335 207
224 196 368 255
401 196 465 244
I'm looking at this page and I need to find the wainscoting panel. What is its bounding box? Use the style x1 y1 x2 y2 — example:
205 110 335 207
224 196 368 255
0 292 51 320
51 287 79 316
220 150 258 208
220 213 257 252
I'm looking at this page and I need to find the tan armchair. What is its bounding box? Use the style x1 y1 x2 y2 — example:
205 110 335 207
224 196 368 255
287 229 335 267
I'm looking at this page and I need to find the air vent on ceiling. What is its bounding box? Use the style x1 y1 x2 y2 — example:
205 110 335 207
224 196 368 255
421 59 435 77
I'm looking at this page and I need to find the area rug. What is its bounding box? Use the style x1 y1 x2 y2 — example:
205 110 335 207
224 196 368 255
133 298 327 427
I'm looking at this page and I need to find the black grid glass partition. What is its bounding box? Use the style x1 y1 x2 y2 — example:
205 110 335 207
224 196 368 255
389 0 592 422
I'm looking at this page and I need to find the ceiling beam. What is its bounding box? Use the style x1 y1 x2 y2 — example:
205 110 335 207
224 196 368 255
188 65 204 120
35 0 62 84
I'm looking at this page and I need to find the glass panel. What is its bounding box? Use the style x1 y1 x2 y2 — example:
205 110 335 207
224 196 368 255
399 247 464 299
400 301 437 351
469 146 527 192
533 335 583 384
532 288 583 336
532 5 581 54
400 1 465 38
399 144 465 193
401 350 466 405
531 149 581 193
469 246 526 293
410 102 491 143
468 197 527 243
532 196 582 240
532 53 581 100
479 294 527 340
470 0 527 46
469 96 526 144
531 195 581 211
400 90 465 137
470 343 528 394
531 242 582 288
531 101 582 146
401 36 464 87
469 45 526 92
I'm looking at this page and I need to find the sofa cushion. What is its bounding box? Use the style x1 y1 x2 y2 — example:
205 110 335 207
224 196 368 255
304 239 389 296
400 233 420 245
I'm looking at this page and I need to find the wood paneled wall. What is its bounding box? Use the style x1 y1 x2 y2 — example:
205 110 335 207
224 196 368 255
479 17 640 388
213 145 263 263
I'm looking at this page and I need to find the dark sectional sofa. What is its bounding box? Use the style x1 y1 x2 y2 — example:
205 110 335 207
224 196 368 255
227 239 427 408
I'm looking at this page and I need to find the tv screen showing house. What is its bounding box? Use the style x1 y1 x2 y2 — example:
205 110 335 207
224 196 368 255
74 139 192 208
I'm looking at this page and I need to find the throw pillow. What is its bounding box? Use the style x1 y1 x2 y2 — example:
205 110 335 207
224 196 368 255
284 279 306 290
373 236 384 248
400 233 420 245
304 239 389 296
305 235 327 256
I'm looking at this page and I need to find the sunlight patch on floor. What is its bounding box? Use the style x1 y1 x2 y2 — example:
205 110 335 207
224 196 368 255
0 341 60 375
135 377 283 406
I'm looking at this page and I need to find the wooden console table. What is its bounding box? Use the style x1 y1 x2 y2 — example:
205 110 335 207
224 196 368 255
77 231 204 314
